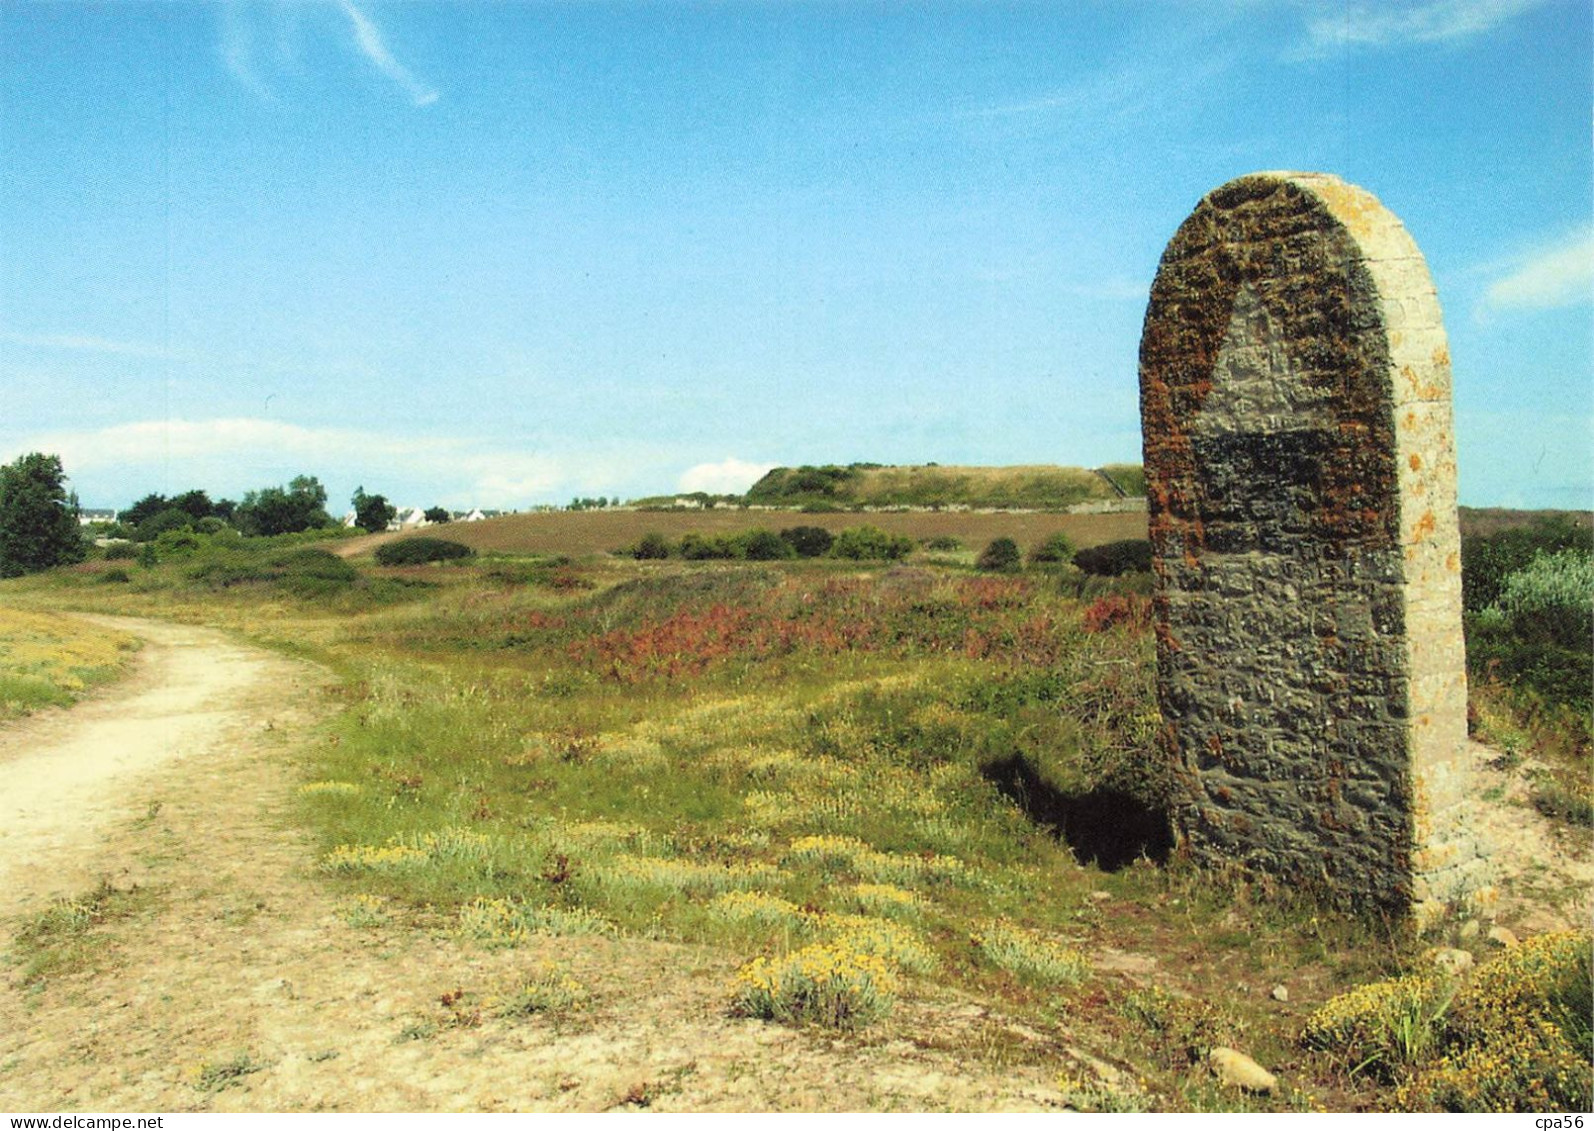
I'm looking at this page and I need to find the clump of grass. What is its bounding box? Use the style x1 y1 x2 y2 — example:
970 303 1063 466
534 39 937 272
846 883 925 919
732 941 899 1029
973 920 1088 985
338 893 392 928
708 890 810 933
597 855 786 895
1301 972 1453 1080
818 913 938 975
492 964 590 1019
456 897 616 946
191 1052 268 1093
321 826 494 874
9 879 157 988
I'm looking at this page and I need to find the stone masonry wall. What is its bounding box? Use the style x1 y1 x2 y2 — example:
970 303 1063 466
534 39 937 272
1138 172 1483 921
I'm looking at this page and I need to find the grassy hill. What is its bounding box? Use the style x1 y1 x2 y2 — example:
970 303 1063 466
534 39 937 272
739 463 1146 511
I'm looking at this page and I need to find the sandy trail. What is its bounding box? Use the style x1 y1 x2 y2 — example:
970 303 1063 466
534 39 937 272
0 618 297 917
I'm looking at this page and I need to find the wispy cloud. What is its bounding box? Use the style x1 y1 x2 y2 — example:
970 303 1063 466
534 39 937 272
678 458 776 495
1481 227 1594 312
1302 0 1544 52
217 1 439 108
0 330 178 361
337 0 439 107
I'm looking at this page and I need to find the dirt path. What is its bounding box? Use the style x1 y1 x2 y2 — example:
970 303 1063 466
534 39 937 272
0 618 1086 1113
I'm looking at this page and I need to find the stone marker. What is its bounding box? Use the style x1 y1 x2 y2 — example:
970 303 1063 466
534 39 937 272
1138 172 1485 924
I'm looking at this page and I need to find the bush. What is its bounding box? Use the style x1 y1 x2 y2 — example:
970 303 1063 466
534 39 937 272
374 538 474 566
631 532 671 560
831 526 914 561
1462 516 1593 613
976 537 1022 573
1074 539 1151 577
102 543 138 561
678 533 736 560
738 529 796 561
1029 532 1075 565
780 526 834 558
97 568 130 584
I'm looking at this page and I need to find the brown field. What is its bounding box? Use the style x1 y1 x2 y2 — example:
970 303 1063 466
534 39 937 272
335 507 1151 559
335 504 1591 561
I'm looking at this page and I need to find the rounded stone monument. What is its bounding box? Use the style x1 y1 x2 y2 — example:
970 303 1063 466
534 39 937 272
1138 171 1485 923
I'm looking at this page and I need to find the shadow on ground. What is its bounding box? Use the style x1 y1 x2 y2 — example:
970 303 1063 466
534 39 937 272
980 753 1174 872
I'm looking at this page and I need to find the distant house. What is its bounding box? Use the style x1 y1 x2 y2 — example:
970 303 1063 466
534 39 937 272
77 508 117 526
462 509 487 522
388 506 429 531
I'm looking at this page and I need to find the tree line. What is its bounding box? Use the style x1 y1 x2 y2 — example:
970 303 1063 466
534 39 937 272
0 451 442 577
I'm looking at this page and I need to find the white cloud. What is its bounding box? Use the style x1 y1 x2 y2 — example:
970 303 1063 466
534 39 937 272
678 458 776 495
1483 228 1594 311
0 330 177 360
338 0 439 108
1304 0 1544 51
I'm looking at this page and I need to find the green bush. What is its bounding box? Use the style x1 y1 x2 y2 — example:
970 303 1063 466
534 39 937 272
976 537 1022 572
679 533 737 560
738 529 796 561
1462 516 1593 613
779 526 835 558
1028 532 1075 565
102 543 138 561
830 526 914 561
1074 539 1151 577
374 538 475 566
631 532 671 560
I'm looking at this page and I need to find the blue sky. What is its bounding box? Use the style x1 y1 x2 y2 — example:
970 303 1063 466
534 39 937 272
1 0 1588 512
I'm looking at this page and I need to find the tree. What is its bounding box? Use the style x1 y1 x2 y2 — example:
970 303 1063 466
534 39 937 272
0 453 86 577
118 492 170 527
235 476 333 537
352 486 397 534
423 506 451 524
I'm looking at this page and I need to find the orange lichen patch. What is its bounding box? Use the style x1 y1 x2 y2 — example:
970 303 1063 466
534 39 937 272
1445 552 1459 573
1409 454 1422 471
1410 510 1437 544
1431 344 1450 370
1309 177 1385 245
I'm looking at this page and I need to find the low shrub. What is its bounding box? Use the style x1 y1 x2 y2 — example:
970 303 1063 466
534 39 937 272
102 543 138 561
732 941 899 1029
830 526 914 561
632 532 671 560
740 529 796 561
375 537 474 566
780 526 834 557
1028 532 1076 565
1074 539 1151 577
976 537 1022 573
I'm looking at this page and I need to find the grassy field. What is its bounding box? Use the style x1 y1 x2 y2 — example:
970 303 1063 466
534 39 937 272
0 606 140 719
3 531 1588 1112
